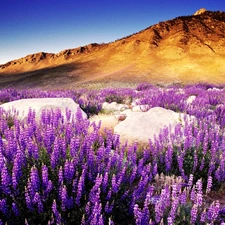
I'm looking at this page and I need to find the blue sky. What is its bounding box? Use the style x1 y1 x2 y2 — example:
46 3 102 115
0 0 225 64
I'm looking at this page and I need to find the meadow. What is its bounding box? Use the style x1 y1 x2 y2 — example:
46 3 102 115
0 83 225 224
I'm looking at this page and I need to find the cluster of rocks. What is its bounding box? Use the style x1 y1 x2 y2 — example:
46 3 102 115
101 101 195 144
0 98 196 145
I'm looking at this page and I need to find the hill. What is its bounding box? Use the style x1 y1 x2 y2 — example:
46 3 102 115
1 9 225 89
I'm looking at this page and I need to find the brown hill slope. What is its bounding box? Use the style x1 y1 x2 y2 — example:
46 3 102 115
1 9 225 89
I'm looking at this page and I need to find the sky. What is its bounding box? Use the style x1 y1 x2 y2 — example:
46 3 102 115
0 0 225 65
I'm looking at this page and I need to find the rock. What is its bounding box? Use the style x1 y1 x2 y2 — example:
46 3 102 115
194 8 207 16
102 102 129 112
89 113 119 133
186 95 196 104
132 105 149 112
114 107 194 144
0 98 87 121
114 114 127 121
207 87 222 92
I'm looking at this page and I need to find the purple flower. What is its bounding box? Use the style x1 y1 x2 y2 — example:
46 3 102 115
190 204 198 224
1 163 12 195
190 186 195 202
76 168 86 206
58 166 63 184
52 199 61 224
25 187 33 211
111 174 117 193
167 216 173 225
102 172 108 193
206 176 212 194
30 165 40 192
41 164 49 189
61 185 68 211
169 197 179 221
33 192 44 213
200 209 206 223
12 202 20 216
0 198 8 216
133 204 142 225
195 179 203 206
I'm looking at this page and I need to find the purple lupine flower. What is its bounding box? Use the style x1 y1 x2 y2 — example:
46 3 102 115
211 200 220 221
155 187 171 223
171 184 177 200
167 216 173 225
76 168 86 206
96 146 105 165
50 138 60 169
30 165 40 192
64 159 70 182
89 174 103 204
179 191 187 205
200 209 206 223
41 164 49 189
102 172 108 193
104 201 112 214
206 176 213 194
32 143 39 160
188 174 194 188
137 158 144 175
60 137 67 159
52 199 61 224
33 192 44 214
12 163 20 190
44 180 53 197
111 174 117 193
115 167 126 192
106 188 112 201
177 155 184 173
12 202 20 216
190 186 196 202
69 137 80 157
0 150 4 171
133 204 142 225
1 163 12 195
169 197 179 221
90 201 103 225
58 166 63 184
165 145 173 172
25 187 33 211
68 159 75 182
129 165 137 185
0 198 8 216
190 204 198 224
61 185 68 211
195 179 203 206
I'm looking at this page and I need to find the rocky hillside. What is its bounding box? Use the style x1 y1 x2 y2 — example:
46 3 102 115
1 9 225 89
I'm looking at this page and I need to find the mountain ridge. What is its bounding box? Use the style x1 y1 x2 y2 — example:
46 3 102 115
1 9 225 89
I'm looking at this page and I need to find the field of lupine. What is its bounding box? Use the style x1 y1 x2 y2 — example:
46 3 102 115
0 83 225 224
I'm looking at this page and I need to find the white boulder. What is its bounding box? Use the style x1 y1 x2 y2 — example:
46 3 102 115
0 98 87 121
102 102 129 112
132 105 149 112
186 95 196 104
114 107 194 144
